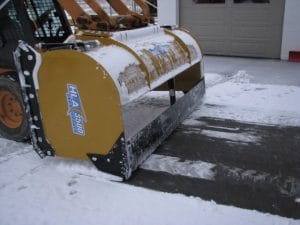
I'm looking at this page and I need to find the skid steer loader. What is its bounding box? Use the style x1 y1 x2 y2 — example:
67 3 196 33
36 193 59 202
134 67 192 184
0 0 205 179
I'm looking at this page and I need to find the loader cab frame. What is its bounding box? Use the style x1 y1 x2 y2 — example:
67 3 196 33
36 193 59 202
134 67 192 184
0 0 72 69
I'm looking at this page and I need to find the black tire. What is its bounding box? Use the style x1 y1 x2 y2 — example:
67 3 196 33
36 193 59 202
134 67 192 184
0 76 30 141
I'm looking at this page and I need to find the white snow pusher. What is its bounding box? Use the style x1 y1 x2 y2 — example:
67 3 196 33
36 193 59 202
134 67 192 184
6 0 205 179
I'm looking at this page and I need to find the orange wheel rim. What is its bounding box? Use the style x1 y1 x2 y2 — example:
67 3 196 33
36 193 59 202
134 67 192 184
0 90 24 129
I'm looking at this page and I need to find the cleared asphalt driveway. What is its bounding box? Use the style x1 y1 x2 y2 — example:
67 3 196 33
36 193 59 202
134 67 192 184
128 56 300 219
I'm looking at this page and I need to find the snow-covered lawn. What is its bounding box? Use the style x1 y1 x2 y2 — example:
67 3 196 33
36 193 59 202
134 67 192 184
0 72 299 225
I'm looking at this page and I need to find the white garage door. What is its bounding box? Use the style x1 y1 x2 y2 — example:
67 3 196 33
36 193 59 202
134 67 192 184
180 0 285 58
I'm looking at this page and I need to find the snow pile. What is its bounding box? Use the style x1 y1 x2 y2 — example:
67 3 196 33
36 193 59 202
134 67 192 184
229 70 254 84
205 73 224 87
0 138 298 225
191 71 300 127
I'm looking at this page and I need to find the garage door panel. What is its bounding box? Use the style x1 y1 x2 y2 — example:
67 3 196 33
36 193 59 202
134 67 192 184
231 40 267 54
231 39 280 58
231 11 271 25
191 26 228 37
232 26 271 39
180 0 285 58
181 10 228 24
202 39 230 55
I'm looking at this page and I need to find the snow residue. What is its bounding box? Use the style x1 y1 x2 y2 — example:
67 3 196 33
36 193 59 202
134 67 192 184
141 154 215 180
113 26 202 92
0 139 31 161
206 125 240 132
229 70 254 84
122 28 174 52
200 130 260 143
113 26 161 42
85 26 204 106
205 73 224 87
0 138 298 225
191 71 300 127
182 118 206 126
205 82 300 112
86 45 149 104
172 29 202 59
86 45 138 81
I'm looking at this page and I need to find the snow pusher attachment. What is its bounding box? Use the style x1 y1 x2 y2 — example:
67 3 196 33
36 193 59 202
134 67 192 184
14 26 205 179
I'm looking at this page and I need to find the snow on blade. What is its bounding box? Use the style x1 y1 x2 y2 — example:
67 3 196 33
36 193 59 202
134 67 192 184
85 45 149 104
141 154 216 180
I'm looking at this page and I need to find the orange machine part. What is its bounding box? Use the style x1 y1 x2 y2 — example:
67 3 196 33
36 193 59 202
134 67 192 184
0 90 23 129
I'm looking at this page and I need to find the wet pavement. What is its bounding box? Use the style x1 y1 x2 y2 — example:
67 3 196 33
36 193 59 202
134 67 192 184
128 117 300 218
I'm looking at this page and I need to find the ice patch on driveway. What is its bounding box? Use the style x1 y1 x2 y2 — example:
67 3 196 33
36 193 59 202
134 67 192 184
182 118 206 126
200 129 260 143
141 154 216 180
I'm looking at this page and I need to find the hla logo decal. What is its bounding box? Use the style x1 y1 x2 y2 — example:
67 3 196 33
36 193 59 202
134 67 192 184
66 84 87 136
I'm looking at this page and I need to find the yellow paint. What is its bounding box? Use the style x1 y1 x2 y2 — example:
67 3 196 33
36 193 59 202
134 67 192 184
165 29 192 64
155 62 201 92
179 28 204 58
75 29 203 92
38 50 124 160
77 35 152 86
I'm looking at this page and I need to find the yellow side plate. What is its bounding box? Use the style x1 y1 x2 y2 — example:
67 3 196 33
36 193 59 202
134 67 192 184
38 50 124 160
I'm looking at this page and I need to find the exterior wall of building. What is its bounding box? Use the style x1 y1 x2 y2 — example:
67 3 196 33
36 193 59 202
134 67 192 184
179 0 285 58
157 0 300 60
281 0 300 60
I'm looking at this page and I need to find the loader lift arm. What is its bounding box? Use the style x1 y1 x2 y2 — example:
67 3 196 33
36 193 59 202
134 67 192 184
108 0 153 23
57 0 115 30
58 0 153 31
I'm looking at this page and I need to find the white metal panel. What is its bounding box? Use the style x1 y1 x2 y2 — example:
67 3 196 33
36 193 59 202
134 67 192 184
281 0 300 60
158 0 179 27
